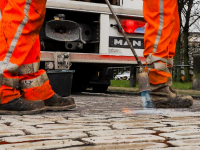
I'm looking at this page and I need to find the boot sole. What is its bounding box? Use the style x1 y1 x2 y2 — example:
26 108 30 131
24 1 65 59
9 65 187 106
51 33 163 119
0 107 47 115
45 104 76 111
152 98 193 108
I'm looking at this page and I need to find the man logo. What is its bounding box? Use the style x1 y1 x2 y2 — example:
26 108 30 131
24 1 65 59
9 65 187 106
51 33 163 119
114 39 142 47
109 36 144 49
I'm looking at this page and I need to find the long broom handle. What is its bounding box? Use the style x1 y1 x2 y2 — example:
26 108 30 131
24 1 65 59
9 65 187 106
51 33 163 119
105 0 144 72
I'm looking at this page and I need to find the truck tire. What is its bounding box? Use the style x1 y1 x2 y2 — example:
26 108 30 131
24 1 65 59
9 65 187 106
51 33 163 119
92 85 108 93
71 66 92 92
71 75 90 92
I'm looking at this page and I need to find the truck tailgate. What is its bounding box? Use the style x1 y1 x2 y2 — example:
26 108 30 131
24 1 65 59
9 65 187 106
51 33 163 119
46 0 143 17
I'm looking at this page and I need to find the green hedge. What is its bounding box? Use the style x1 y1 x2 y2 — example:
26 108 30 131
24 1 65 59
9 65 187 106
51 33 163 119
111 80 192 90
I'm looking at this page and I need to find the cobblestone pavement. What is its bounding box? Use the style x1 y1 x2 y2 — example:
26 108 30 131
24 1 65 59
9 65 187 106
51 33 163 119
0 92 200 150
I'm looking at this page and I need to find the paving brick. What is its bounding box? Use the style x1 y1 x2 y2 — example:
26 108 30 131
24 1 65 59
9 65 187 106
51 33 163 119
108 118 160 124
21 116 77 124
7 126 36 130
167 112 200 117
35 124 111 130
160 130 200 140
0 130 24 137
81 134 165 144
26 125 111 135
65 142 167 150
0 118 21 124
146 146 200 150
88 129 155 137
0 124 11 130
0 116 21 121
72 118 109 121
0 140 84 150
112 122 166 129
154 126 200 133
81 123 111 126
7 121 44 127
21 115 46 119
152 110 200 118
1 121 40 130
55 120 111 126
160 121 200 127
80 115 111 119
0 115 45 123
167 139 200 146
20 119 56 124
2 132 87 143
107 118 135 122
70 120 111 123
161 117 199 122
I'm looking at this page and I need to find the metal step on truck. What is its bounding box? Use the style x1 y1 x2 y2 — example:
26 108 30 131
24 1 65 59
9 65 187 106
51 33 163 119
40 0 146 93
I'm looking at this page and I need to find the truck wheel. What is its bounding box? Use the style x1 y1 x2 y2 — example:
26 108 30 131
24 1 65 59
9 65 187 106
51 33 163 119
92 85 108 93
71 68 91 92
72 82 88 92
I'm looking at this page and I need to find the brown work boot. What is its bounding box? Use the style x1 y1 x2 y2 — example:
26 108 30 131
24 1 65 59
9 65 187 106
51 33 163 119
44 94 76 111
0 98 46 115
167 68 178 95
150 84 193 108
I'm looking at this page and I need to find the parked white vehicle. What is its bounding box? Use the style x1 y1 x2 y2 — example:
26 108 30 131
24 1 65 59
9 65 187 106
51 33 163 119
115 71 130 80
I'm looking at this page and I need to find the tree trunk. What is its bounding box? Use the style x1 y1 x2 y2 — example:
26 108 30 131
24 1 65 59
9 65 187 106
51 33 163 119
173 0 183 82
182 0 193 82
192 54 200 90
183 29 191 82
173 34 182 82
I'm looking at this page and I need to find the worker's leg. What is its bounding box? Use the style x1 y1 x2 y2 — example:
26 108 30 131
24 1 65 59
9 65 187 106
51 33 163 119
0 0 47 104
0 0 24 104
19 36 75 110
0 0 75 113
19 36 55 101
143 0 193 108
0 0 46 114
143 0 177 84
12 2 75 110
167 3 180 91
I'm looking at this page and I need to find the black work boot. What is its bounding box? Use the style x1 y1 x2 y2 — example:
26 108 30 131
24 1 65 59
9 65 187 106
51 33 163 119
0 98 46 115
150 84 193 108
44 94 76 111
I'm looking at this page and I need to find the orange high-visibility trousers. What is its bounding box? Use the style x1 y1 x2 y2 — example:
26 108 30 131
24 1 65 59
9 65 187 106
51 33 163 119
143 0 180 85
0 0 55 104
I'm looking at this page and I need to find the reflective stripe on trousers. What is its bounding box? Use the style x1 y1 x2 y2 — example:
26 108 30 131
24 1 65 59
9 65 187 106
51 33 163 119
0 0 55 104
143 0 180 85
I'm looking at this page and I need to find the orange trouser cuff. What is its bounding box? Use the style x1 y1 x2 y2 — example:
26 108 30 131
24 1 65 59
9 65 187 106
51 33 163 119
149 69 171 85
22 80 55 101
0 85 21 104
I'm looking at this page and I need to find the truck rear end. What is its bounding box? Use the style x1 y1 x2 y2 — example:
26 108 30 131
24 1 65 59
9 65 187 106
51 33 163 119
40 0 145 92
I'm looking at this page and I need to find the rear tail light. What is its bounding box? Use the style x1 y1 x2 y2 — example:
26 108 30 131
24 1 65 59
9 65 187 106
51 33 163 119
120 20 146 34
